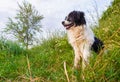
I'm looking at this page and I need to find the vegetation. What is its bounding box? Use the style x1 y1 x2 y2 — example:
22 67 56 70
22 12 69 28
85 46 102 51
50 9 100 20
0 0 120 82
0 38 25 55
5 1 43 49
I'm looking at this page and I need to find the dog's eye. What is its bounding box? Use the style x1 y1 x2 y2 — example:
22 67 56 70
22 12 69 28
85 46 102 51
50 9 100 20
65 16 72 22
67 19 71 21
67 18 72 22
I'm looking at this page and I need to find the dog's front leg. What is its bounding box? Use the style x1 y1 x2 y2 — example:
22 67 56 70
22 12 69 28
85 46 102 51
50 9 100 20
73 46 82 68
82 44 91 69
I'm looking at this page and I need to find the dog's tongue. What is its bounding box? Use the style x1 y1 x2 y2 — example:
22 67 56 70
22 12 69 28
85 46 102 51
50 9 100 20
65 26 70 29
64 23 74 29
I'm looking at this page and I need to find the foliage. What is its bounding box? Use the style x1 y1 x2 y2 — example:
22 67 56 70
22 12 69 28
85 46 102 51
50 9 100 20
5 1 43 49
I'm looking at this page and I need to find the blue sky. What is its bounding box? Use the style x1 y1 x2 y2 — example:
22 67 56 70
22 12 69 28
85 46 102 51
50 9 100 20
0 0 113 39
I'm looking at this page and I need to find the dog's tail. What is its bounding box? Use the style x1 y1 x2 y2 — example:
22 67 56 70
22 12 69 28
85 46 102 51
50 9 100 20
91 37 104 53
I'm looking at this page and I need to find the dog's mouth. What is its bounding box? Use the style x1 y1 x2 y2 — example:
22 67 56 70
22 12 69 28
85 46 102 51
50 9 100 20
62 21 74 29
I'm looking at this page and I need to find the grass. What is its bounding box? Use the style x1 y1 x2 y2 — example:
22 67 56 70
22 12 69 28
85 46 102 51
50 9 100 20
0 38 25 55
0 30 120 82
0 33 74 82
0 0 120 81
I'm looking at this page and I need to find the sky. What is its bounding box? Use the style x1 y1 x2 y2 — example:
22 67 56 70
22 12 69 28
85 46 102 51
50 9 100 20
0 0 113 39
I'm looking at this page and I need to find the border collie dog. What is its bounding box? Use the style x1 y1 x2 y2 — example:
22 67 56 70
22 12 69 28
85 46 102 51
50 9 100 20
62 11 103 69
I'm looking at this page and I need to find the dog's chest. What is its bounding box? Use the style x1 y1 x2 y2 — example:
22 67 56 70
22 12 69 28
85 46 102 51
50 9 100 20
67 27 85 45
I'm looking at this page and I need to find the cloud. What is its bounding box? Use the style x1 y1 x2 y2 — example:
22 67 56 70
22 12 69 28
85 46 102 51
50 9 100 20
0 0 113 40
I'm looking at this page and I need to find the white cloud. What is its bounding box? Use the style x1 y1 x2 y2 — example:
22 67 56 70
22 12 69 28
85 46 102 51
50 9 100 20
0 0 113 40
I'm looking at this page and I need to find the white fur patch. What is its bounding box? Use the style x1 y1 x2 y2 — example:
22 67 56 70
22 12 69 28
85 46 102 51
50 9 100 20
66 25 94 68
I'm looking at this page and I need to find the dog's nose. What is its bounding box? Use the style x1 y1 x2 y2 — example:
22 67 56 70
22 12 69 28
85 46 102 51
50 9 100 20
62 21 64 25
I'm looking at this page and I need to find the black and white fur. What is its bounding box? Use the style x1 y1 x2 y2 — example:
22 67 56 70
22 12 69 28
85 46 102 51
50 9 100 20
62 11 104 69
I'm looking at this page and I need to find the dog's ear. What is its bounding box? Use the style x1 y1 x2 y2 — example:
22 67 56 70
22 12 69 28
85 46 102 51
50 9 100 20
75 11 86 25
79 11 86 25
77 11 84 18
80 12 84 18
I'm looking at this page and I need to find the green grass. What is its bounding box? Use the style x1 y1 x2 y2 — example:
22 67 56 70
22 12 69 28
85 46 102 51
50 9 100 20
0 0 120 81
0 32 120 82
0 38 26 55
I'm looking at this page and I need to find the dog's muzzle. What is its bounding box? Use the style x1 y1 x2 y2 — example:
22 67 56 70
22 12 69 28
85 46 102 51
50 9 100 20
62 21 74 29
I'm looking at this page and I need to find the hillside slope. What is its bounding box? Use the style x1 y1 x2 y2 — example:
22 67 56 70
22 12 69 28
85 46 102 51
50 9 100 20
0 0 120 82
94 0 120 49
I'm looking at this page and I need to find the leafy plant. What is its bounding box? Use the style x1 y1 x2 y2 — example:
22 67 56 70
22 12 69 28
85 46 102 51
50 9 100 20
5 1 43 49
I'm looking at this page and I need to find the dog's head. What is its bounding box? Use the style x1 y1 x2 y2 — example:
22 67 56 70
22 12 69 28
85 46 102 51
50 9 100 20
62 11 86 29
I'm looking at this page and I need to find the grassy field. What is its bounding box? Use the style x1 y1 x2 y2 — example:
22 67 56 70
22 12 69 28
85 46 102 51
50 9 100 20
0 0 120 82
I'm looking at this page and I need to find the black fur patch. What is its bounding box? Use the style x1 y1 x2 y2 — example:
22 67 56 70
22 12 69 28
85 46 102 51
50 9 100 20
91 37 104 53
68 11 86 26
